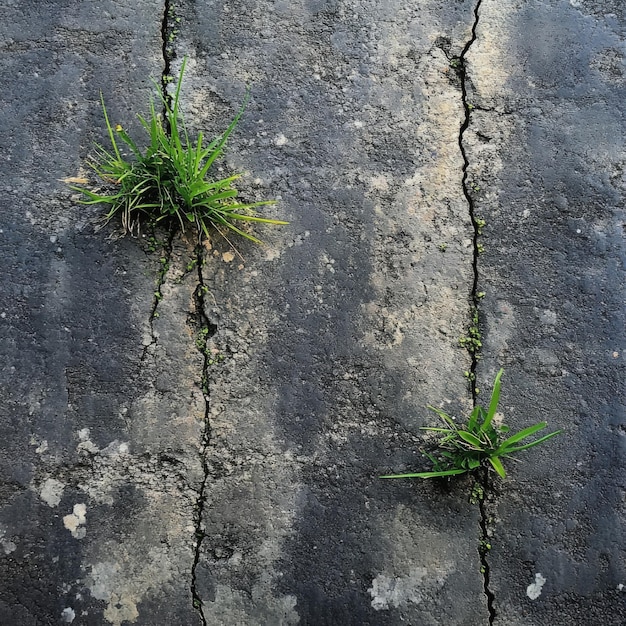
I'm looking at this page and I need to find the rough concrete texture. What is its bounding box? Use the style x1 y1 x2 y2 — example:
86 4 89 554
0 0 623 625
466 1 626 623
0 2 203 624
176 0 488 623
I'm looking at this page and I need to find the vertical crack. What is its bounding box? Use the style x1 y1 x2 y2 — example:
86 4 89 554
141 229 175 364
457 2 497 624
458 0 482 405
160 2 210 622
161 0 174 95
190 246 215 626
477 470 496 624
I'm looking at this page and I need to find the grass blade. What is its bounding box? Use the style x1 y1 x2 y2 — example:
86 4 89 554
488 456 507 478
380 468 468 479
500 430 562 454
495 422 548 452
483 368 504 432
458 430 483 449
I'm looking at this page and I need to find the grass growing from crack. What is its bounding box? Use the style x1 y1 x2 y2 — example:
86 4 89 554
381 369 561 480
71 57 287 244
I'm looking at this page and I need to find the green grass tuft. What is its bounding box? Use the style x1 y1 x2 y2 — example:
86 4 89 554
71 57 286 244
381 369 561 480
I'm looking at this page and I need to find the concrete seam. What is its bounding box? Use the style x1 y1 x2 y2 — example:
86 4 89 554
161 0 174 96
458 0 482 402
159 2 210 623
457 1 497 623
140 229 175 365
190 246 214 626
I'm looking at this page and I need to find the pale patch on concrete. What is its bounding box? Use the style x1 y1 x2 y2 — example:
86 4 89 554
368 174 389 192
98 440 129 457
368 567 429 610
485 300 517 357
274 133 288 146
526 573 547 600
206 584 300 626
30 435 49 454
87 547 176 626
63 503 87 539
539 309 558 325
264 247 282 262
39 478 65 507
77 428 99 454
0 525 17 555
467 13 510 103
104 593 139 626
60 607 76 623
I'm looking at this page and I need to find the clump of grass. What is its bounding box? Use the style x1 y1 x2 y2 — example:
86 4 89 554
381 369 561 480
71 57 286 243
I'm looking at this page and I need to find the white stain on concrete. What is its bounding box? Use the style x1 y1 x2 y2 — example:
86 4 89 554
30 435 49 454
87 548 175 626
77 428 99 454
104 593 139 625
526 573 546 600
61 607 76 623
368 567 429 610
63 503 87 539
0 526 16 555
40 478 65 507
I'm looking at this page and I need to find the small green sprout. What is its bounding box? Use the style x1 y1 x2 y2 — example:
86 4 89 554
381 369 561 480
469 482 484 504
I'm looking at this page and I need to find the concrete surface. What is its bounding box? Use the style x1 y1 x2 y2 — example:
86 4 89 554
0 0 623 625
467 1 626 624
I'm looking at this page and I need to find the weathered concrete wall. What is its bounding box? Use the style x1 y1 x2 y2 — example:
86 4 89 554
0 0 624 624
0 3 204 624
467 0 626 623
178 0 487 623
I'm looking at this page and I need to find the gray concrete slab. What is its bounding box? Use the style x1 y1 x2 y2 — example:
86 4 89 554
0 2 204 625
0 0 623 625
177 0 487 623
467 0 626 623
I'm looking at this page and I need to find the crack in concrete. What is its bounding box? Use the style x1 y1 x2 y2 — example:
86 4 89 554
159 3 210 623
477 472 496 624
190 246 215 626
457 0 482 402
456 1 497 623
161 0 174 98
141 229 175 364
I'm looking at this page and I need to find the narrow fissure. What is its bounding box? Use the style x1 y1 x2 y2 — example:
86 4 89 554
458 0 482 404
190 246 215 626
159 3 211 623
141 228 175 363
457 1 497 623
477 471 496 623
161 0 174 97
